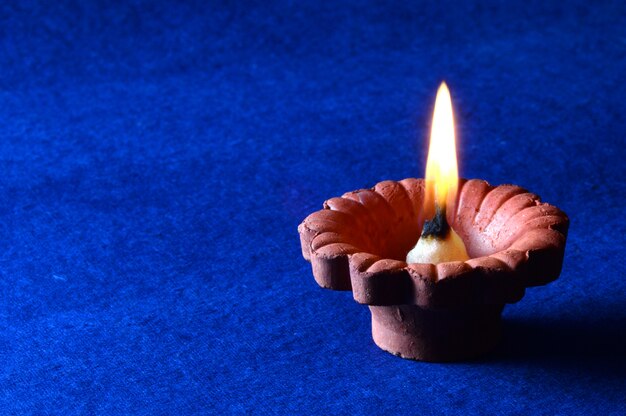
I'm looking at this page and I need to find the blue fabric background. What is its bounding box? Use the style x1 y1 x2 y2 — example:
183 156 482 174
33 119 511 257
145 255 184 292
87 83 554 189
0 0 624 414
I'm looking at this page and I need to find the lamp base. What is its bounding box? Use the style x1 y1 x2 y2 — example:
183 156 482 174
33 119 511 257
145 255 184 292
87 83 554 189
370 303 504 362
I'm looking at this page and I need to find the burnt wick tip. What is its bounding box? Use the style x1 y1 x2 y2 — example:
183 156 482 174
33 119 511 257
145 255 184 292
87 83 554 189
421 205 450 238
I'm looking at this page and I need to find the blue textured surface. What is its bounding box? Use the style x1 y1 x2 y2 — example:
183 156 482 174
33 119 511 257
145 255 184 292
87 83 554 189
0 1 625 414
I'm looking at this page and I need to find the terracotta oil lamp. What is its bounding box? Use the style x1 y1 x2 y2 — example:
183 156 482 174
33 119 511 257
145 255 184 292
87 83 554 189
298 83 569 362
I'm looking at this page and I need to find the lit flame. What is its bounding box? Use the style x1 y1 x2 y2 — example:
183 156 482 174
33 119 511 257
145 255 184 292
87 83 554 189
424 82 459 218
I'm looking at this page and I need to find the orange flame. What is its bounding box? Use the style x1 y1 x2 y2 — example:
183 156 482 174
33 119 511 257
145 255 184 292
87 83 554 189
423 82 459 219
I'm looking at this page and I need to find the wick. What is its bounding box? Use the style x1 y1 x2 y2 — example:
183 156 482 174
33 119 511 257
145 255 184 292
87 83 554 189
420 204 450 239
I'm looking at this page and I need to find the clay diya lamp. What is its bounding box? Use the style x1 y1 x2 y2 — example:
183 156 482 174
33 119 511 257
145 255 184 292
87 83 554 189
297 84 569 361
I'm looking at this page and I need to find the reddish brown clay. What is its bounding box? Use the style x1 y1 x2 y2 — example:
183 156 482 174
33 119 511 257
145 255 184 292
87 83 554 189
298 179 569 362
